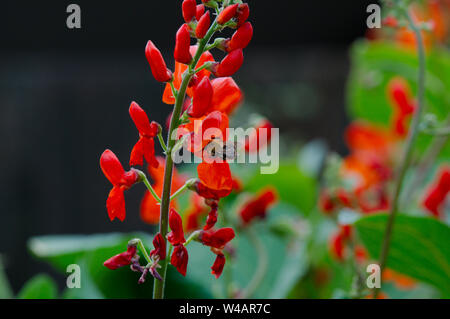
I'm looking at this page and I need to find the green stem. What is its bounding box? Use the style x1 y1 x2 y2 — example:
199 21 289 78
170 178 196 201
184 230 201 246
138 171 161 203
375 8 426 297
152 18 219 300
157 132 168 153
129 238 152 264
240 228 268 298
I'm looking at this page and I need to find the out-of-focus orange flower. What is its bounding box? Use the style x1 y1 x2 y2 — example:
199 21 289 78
422 167 450 218
383 269 416 290
184 193 209 232
140 157 186 224
329 224 353 262
239 187 278 225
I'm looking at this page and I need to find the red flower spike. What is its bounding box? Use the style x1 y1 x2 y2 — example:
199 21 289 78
422 168 450 218
196 4 205 21
100 150 139 221
129 102 159 168
227 22 253 52
182 0 197 23
174 24 192 64
211 253 225 278
214 49 244 77
210 77 243 115
168 208 186 245
239 188 277 225
200 227 235 249
196 11 211 39
244 119 273 153
171 244 189 276
188 77 213 118
217 4 238 25
104 245 137 270
236 3 250 27
150 233 166 260
145 40 172 82
203 201 218 230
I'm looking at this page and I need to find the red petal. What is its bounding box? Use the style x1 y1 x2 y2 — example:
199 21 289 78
171 244 189 276
211 77 243 115
129 137 145 167
167 208 186 245
106 186 126 221
211 253 225 278
100 149 125 186
104 245 137 270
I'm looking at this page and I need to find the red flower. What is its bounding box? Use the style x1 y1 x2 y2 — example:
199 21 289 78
174 24 193 65
104 245 137 270
227 22 253 52
150 233 166 260
213 49 244 77
194 161 233 200
239 188 277 225
168 208 186 245
171 244 189 276
211 253 225 278
217 4 239 25
203 201 218 230
329 225 352 261
100 149 139 221
244 119 273 152
187 77 213 118
184 193 209 232
145 40 172 82
423 168 450 217
319 190 336 214
236 3 250 27
200 227 235 249
387 77 415 137
356 186 390 214
196 11 211 39
182 0 197 23
163 46 214 104
129 101 159 168
210 77 243 115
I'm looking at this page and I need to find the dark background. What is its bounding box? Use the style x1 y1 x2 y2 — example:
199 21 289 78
0 0 375 292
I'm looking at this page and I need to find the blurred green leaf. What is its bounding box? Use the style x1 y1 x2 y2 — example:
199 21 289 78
246 163 317 215
0 256 13 298
355 213 450 295
17 274 58 299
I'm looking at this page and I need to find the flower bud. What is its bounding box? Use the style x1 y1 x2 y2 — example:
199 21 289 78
145 40 172 82
196 11 211 39
213 49 244 77
227 22 253 52
182 0 197 23
217 4 238 25
196 4 205 20
174 24 193 64
188 77 213 118
236 3 250 27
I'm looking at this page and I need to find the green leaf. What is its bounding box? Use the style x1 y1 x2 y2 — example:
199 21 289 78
355 213 450 295
17 274 58 299
246 163 317 214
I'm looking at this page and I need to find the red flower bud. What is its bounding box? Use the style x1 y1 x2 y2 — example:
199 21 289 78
213 49 244 77
196 4 205 21
188 77 213 118
145 40 172 82
129 102 160 168
168 208 186 245
196 11 211 39
104 245 137 270
236 3 250 27
174 24 193 64
239 188 277 225
200 227 235 249
150 233 166 260
171 244 189 276
100 150 139 221
211 253 225 278
182 0 197 23
423 168 450 217
227 22 253 52
217 4 238 25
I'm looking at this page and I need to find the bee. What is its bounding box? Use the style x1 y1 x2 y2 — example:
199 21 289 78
204 138 238 161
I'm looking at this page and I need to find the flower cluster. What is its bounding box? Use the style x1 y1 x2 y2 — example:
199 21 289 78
99 0 253 287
